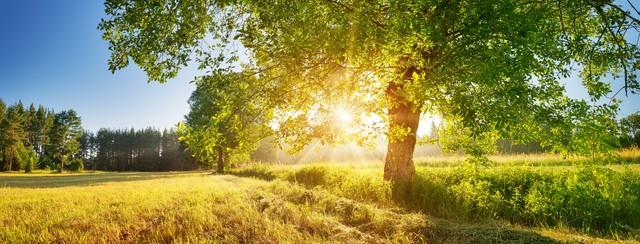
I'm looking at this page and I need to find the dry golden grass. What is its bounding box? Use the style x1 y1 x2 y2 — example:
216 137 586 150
0 172 431 243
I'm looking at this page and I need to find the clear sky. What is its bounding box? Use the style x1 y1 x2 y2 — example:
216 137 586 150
0 0 638 132
0 0 197 132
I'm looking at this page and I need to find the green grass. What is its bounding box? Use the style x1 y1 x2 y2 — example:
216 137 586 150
231 158 640 240
3 152 640 243
414 148 640 167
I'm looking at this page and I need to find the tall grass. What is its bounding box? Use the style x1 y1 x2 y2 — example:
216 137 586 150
414 147 640 167
231 160 640 237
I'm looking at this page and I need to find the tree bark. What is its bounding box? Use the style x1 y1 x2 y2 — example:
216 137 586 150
7 150 12 172
1 149 5 171
216 147 225 174
384 74 421 183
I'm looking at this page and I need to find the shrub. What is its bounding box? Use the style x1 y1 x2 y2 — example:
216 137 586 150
23 150 37 173
68 158 84 172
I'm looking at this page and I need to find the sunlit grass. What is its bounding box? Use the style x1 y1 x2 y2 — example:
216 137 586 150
232 151 640 240
3 151 640 243
413 148 640 167
0 172 430 243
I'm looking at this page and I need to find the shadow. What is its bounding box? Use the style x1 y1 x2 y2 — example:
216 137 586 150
426 218 563 244
0 171 208 188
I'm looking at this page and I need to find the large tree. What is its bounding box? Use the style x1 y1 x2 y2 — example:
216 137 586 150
100 0 640 182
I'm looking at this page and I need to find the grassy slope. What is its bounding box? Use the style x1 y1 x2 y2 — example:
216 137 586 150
0 171 635 243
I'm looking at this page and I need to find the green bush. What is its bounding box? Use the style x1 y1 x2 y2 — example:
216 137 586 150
408 165 640 235
23 150 37 173
68 158 84 172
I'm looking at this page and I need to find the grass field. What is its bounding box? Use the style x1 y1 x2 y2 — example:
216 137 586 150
2 153 640 243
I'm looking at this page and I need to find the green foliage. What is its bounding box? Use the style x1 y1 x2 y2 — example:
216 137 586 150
437 119 499 157
86 128 197 171
47 110 83 172
23 149 37 173
100 0 640 161
0 101 59 171
0 102 72 172
620 112 640 148
179 71 272 170
523 167 640 232
0 102 27 171
67 158 83 172
543 101 621 160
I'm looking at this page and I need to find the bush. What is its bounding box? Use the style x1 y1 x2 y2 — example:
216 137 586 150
23 150 37 173
68 158 84 172
408 165 640 235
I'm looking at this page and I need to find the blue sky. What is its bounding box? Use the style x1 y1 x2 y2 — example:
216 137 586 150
0 0 197 131
0 1 638 132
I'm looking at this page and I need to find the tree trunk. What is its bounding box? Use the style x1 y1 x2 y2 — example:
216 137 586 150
1 149 4 171
216 147 224 174
384 76 421 183
7 150 12 172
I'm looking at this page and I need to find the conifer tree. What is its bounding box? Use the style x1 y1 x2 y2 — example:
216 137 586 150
0 103 27 171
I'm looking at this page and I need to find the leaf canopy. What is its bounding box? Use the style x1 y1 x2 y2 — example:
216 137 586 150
101 0 640 153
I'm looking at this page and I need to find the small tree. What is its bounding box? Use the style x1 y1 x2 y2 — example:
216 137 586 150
23 149 37 173
48 110 83 173
179 72 271 174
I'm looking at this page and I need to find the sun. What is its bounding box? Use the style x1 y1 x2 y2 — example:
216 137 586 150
335 106 354 125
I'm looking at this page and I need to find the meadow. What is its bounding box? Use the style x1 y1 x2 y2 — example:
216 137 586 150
1 151 640 243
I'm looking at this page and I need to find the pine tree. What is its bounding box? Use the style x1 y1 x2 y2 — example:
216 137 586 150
24 104 37 148
0 103 27 171
0 99 6 168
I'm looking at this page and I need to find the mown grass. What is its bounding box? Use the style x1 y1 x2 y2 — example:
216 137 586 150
1 172 432 243
231 151 640 240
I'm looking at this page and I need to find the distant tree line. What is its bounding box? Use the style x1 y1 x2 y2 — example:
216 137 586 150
0 99 82 172
427 112 640 156
0 98 199 172
80 128 198 171
498 112 640 153
494 112 640 154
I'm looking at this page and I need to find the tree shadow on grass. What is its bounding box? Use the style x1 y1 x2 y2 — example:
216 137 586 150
425 218 564 244
0 171 207 188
